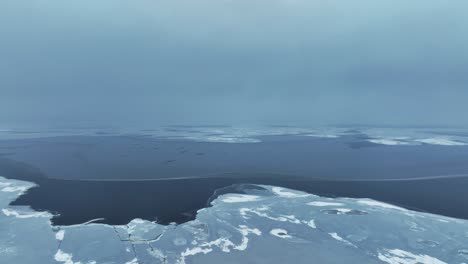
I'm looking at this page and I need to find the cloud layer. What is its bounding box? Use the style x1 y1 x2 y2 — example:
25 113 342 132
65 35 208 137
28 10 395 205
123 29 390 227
1 1 467 127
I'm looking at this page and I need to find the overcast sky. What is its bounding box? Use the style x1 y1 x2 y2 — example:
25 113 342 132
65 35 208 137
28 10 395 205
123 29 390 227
1 1 467 128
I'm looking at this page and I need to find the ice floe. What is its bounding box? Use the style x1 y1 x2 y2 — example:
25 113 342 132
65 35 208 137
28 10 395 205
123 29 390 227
1 177 468 264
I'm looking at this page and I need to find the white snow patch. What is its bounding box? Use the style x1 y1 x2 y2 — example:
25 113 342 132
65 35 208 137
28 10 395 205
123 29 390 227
127 219 155 235
0 181 11 188
177 225 261 264
179 246 213 264
305 134 339 138
271 187 309 198
415 138 467 146
329 233 355 247
437 219 450 223
2 208 51 219
55 230 65 241
1 186 29 193
131 219 145 224
368 139 411 146
358 200 406 211
270 229 292 239
0 247 16 255
182 136 260 144
181 246 213 258
304 220 317 229
221 194 261 203
307 201 345 207
125 258 139 264
282 215 301 224
0 178 34 194
240 208 300 224
378 249 447 264
335 208 352 214
235 225 261 251
54 250 81 264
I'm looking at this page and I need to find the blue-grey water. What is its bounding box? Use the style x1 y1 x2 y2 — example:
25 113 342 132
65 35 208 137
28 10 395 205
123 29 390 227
1 133 468 225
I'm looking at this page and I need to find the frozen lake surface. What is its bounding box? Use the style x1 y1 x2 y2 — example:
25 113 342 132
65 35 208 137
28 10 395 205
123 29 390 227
2 126 468 263
1 176 468 264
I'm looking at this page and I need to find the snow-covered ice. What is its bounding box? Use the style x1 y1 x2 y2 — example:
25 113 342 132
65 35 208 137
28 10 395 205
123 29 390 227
1 176 467 264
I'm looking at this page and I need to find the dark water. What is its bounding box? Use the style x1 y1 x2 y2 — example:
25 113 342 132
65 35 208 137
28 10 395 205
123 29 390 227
6 169 468 225
1 135 468 225
2 134 468 181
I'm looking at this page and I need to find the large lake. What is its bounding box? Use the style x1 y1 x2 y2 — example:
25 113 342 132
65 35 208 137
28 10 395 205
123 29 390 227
1 133 468 225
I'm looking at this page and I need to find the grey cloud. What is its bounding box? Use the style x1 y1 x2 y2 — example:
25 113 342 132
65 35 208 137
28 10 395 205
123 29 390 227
1 0 467 127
